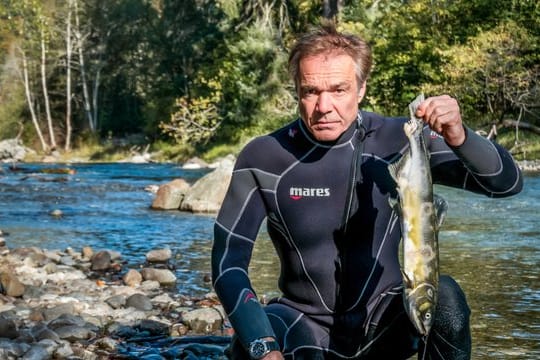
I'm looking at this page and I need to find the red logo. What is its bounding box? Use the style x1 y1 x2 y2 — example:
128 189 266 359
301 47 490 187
243 291 256 303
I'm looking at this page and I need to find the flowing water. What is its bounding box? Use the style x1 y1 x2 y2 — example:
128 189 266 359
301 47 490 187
0 163 538 358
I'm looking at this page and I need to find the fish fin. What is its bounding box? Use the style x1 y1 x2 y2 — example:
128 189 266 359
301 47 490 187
401 269 413 289
388 195 402 217
433 194 449 230
387 151 409 183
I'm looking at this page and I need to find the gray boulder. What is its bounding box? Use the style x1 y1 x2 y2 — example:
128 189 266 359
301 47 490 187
180 156 234 213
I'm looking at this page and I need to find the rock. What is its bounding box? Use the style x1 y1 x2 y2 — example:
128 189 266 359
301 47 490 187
82 246 93 260
140 268 177 286
145 248 172 263
123 269 142 287
55 325 95 341
0 245 232 359
126 293 153 311
0 272 26 297
106 295 127 309
0 315 19 339
137 319 169 336
30 323 60 341
180 159 234 213
19 343 49 360
182 157 209 169
42 303 76 321
181 306 225 334
151 179 191 210
91 250 111 271
1 274 25 298
0 139 28 162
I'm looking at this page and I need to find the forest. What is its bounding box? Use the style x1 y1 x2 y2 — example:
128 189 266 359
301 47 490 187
0 0 539 161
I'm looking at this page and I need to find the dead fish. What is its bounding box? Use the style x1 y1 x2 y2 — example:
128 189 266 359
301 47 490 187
388 94 448 336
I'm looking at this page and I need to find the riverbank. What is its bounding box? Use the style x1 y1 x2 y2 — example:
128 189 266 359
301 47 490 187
0 237 232 359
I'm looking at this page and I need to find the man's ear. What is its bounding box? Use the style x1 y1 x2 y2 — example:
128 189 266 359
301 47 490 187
358 81 367 103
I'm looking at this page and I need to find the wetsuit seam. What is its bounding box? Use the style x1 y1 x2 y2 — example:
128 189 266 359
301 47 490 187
347 210 400 311
212 267 248 289
273 144 336 313
217 187 259 273
466 163 522 195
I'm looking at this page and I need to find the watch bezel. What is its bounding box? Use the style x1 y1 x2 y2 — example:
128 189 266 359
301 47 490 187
248 338 279 359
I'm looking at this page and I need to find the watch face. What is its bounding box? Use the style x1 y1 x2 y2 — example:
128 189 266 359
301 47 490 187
249 340 268 358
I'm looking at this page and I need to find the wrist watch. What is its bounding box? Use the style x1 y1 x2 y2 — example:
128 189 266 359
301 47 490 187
248 338 280 359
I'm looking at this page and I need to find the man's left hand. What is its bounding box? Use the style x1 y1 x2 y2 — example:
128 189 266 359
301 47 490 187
416 95 466 147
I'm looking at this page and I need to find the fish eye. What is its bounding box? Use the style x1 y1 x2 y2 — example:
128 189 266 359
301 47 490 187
427 288 433 297
425 312 431 320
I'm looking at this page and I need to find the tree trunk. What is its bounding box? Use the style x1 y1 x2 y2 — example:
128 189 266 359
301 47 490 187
65 0 73 151
323 0 340 19
20 49 48 152
40 26 56 150
74 0 96 132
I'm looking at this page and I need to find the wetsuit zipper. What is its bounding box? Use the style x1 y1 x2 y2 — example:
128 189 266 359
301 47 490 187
336 124 366 311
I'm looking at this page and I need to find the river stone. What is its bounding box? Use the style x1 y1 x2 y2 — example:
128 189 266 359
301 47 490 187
0 341 30 358
42 303 76 321
140 268 176 285
53 340 74 358
30 323 60 341
181 307 225 334
95 336 117 351
137 319 169 336
81 246 93 260
0 272 25 297
123 269 142 287
55 324 95 342
48 313 86 329
151 179 190 210
180 159 233 213
23 343 51 360
0 316 18 339
0 139 27 161
91 250 111 271
106 294 127 309
145 248 172 263
126 293 153 311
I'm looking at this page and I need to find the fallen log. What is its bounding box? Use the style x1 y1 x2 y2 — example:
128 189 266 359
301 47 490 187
502 119 540 136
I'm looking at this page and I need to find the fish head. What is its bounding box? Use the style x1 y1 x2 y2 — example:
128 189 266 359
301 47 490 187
406 282 437 336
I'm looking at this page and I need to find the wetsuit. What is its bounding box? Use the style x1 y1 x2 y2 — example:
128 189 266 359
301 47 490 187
211 111 523 359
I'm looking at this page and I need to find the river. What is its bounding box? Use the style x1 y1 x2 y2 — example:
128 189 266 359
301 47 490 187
0 162 538 358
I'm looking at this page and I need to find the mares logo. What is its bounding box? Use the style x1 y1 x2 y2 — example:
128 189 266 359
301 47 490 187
289 187 330 200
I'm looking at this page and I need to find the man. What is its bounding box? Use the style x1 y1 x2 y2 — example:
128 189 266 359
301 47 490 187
211 25 522 360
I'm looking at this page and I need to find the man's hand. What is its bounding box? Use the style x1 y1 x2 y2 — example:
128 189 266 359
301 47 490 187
416 95 466 147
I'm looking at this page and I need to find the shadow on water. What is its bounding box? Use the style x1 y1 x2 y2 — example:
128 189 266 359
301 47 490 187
0 164 538 358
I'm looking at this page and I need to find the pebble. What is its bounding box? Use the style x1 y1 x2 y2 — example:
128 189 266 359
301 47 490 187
0 243 232 359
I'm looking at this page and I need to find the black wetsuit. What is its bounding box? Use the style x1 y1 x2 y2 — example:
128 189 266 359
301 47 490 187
211 111 522 359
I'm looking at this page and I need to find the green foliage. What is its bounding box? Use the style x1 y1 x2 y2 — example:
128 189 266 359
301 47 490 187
423 20 539 127
0 0 539 159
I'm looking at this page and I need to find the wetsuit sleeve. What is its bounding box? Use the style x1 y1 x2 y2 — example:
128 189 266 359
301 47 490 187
428 126 523 197
211 150 276 349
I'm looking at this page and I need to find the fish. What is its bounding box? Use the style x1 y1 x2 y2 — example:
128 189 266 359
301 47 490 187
388 94 448 337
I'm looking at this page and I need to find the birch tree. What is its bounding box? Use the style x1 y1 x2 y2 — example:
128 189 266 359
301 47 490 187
39 15 56 150
64 0 74 151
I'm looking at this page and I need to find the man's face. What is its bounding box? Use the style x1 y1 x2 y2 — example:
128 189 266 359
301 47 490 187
298 52 366 142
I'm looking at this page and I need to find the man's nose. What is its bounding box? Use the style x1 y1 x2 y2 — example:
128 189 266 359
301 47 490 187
316 92 332 114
